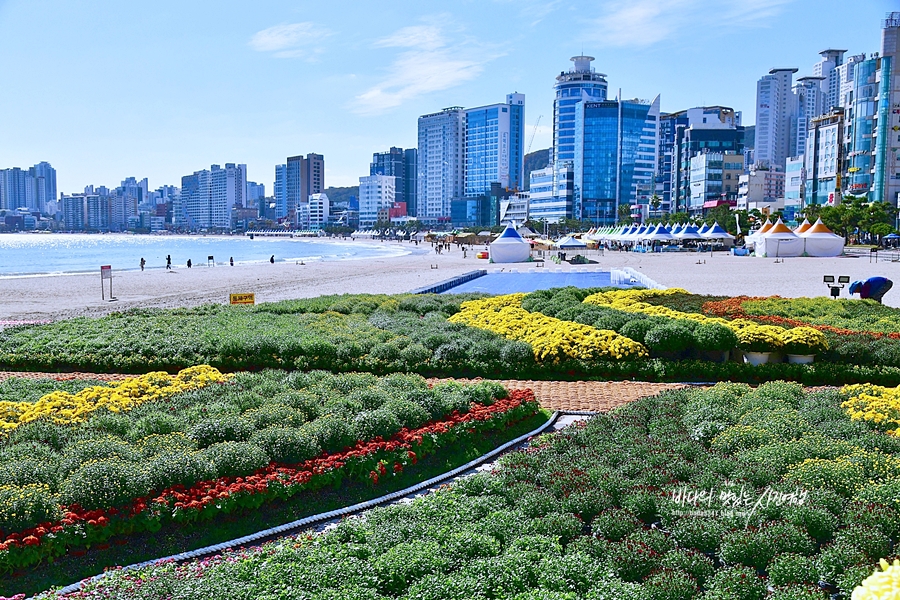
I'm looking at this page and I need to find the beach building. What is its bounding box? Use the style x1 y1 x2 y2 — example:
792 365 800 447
737 166 785 213
0 162 56 214
553 55 608 165
528 164 574 224
359 174 395 228
308 193 330 231
755 68 798 171
804 109 844 207
670 107 745 214
274 164 287 219
417 107 464 224
783 156 804 223
371 147 418 217
179 163 247 231
687 151 743 215
286 154 324 227
573 95 660 226
464 93 525 198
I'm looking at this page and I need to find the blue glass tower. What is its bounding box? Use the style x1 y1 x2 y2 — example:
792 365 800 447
574 97 660 225
464 93 525 197
553 56 608 165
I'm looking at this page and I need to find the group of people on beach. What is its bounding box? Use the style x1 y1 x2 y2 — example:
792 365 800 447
140 255 269 270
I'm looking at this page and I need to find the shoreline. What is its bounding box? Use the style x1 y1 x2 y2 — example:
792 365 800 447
3 243 900 322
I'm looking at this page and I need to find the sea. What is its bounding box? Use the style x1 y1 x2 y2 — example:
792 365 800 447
0 233 410 277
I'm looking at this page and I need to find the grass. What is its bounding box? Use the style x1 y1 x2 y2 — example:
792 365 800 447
4 409 552 598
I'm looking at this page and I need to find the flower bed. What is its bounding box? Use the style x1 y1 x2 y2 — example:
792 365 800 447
33 381 900 600
448 294 647 362
0 371 534 575
0 366 228 431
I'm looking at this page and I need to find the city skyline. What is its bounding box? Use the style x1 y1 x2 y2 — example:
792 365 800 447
0 0 892 195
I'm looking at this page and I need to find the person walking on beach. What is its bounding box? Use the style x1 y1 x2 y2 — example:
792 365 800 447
187 259 192 269
270 255 275 264
230 257 234 266
140 257 145 271
166 255 172 270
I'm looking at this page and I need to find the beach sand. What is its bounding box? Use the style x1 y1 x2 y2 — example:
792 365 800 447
2 241 900 321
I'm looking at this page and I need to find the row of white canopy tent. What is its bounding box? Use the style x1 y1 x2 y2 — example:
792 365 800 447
588 222 735 244
747 217 844 257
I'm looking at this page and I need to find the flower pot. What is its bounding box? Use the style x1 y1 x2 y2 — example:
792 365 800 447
743 351 771 366
787 353 815 364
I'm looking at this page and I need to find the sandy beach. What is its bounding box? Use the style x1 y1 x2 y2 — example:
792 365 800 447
2 240 900 322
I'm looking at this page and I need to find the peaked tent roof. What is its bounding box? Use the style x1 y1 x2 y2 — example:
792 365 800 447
702 222 735 239
697 223 710 234
756 219 774 235
764 218 797 236
794 218 812 234
802 218 840 237
496 224 527 240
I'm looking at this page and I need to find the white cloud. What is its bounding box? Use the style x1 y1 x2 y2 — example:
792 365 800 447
249 22 332 59
588 0 794 48
374 25 444 51
352 22 500 115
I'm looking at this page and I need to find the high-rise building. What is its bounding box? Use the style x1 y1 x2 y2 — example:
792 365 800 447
573 96 660 225
60 194 87 230
359 174 396 227
417 107 465 223
804 109 844 207
179 163 246 230
791 77 825 158
755 68 798 170
528 164 574 224
783 156 805 222
553 56 608 165
308 193 330 231
274 164 287 219
875 12 900 207
285 153 324 226
464 93 525 198
0 162 57 213
665 106 744 214
371 147 418 216
687 152 744 214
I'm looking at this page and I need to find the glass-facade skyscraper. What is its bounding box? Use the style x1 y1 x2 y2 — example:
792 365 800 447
553 56 608 165
371 147 417 216
574 97 660 225
464 93 525 197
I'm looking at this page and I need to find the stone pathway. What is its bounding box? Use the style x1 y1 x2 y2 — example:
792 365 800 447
0 371 691 413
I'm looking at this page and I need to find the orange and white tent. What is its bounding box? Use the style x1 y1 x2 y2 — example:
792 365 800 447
755 218 804 257
800 218 844 257
794 218 812 234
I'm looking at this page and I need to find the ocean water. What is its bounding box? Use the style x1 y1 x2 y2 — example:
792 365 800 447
0 233 410 277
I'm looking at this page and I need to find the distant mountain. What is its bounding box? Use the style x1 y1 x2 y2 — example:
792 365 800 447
324 186 359 207
523 149 551 191
743 126 755 150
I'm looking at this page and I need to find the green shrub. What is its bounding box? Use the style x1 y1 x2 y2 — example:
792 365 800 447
187 416 254 448
199 441 269 479
701 565 767 600
670 517 727 554
643 568 698 600
146 451 209 491
661 549 716 587
126 412 182 441
767 584 829 599
815 541 869 582
301 416 355 453
710 425 776 455
645 323 696 354
768 553 819 586
694 323 739 352
591 508 641 541
352 410 402 442
0 483 61 533
834 524 891 562
60 459 151 510
381 399 430 429
250 427 322 464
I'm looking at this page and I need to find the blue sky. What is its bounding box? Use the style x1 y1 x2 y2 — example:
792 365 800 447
0 0 894 194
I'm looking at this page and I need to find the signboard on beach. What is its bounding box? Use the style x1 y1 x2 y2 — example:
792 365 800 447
230 293 255 305
100 265 115 301
100 265 112 279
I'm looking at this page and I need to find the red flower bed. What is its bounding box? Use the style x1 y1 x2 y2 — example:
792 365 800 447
701 296 900 340
0 389 539 573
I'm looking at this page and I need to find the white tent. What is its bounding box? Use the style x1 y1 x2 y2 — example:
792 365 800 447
674 225 703 240
641 224 676 242
702 222 735 247
794 218 812 235
489 224 532 263
755 218 804 257
801 218 844 257
556 235 588 249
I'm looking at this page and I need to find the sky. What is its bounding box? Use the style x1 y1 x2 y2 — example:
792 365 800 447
0 0 895 194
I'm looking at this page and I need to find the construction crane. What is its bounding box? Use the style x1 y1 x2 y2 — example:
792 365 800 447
526 115 542 154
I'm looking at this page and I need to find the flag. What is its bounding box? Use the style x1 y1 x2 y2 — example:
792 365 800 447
735 213 741 235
